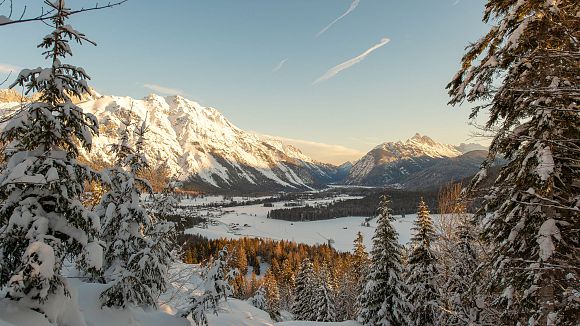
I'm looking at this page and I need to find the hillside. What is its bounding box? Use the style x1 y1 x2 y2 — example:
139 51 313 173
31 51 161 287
345 134 486 189
0 90 340 193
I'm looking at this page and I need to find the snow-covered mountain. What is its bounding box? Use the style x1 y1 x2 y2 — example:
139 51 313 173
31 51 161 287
455 142 488 153
346 133 479 187
0 90 338 192
82 94 343 192
0 89 491 192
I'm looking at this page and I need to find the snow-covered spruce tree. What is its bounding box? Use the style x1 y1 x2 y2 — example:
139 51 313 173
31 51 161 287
314 265 336 322
249 285 267 310
334 231 370 321
406 199 439 326
183 247 234 326
263 269 282 321
229 245 248 298
0 0 101 312
334 270 350 321
440 217 491 325
292 258 318 320
150 174 180 219
358 195 411 326
279 257 296 311
352 231 370 296
353 231 370 275
98 120 175 308
447 1 579 324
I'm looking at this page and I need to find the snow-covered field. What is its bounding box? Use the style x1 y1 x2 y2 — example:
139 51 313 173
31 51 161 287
178 194 364 207
0 279 189 326
0 262 362 326
184 195 428 252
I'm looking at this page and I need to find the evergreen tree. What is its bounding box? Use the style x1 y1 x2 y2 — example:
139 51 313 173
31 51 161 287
292 258 317 320
0 0 101 312
314 265 336 322
263 269 282 321
447 0 579 324
352 231 370 305
406 199 439 326
249 286 267 310
279 258 296 311
334 232 370 321
358 195 410 326
440 218 490 325
334 267 354 321
151 175 179 219
247 272 260 299
229 245 248 298
352 231 370 273
183 247 234 326
98 120 175 308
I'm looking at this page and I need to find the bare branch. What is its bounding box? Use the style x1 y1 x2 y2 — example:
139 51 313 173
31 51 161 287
0 1 127 26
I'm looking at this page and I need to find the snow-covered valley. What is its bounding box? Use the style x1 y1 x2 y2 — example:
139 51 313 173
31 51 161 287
182 196 420 252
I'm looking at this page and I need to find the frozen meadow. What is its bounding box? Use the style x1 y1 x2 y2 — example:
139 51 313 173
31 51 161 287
183 194 428 252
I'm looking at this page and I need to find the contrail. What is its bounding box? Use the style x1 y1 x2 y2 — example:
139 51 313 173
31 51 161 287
272 58 288 72
316 0 360 38
313 37 390 85
143 83 187 96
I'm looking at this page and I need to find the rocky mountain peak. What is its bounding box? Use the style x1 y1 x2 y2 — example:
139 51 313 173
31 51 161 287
82 93 336 191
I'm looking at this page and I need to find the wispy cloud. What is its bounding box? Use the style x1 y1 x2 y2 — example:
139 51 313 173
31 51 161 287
313 37 390 85
267 135 365 164
272 58 288 72
0 63 21 74
143 83 187 96
316 0 360 38
452 0 461 6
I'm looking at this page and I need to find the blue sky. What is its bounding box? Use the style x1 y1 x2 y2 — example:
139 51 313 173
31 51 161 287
0 0 489 164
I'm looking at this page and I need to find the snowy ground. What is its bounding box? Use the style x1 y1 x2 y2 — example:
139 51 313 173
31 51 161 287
0 194 418 326
0 279 189 326
187 210 418 252
184 195 433 252
0 262 362 326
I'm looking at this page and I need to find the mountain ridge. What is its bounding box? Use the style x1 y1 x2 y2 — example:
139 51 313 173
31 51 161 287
345 134 486 188
0 89 489 192
0 90 340 192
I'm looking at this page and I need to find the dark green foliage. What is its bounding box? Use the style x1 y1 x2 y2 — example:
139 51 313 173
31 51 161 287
0 0 100 308
406 199 439 326
292 258 317 320
447 0 580 324
98 122 175 308
267 189 439 221
358 195 410 326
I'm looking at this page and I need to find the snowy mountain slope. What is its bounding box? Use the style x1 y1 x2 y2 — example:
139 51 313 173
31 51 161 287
0 91 338 192
455 142 488 153
346 133 475 187
401 150 489 189
0 90 489 191
78 94 340 192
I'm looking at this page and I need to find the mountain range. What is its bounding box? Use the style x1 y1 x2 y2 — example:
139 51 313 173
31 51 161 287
345 133 488 189
0 89 488 193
